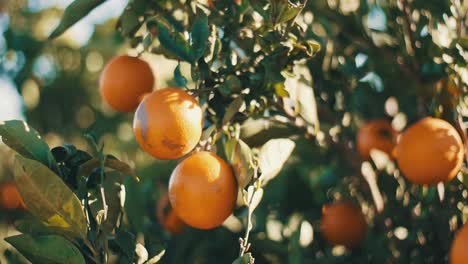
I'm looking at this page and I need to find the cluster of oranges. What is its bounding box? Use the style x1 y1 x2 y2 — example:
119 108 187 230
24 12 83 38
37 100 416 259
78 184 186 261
355 117 466 261
99 55 466 260
357 117 465 185
100 55 238 232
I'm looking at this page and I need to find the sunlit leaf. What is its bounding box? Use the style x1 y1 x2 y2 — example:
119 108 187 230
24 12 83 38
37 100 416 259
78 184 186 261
258 138 295 184
223 97 245 125
13 155 87 239
274 83 290 97
5 234 85 264
0 120 56 170
49 0 106 39
191 13 209 61
296 84 319 132
225 138 254 189
147 249 166 264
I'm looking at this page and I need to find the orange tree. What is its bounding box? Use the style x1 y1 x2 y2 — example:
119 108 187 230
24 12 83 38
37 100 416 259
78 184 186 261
0 0 467 263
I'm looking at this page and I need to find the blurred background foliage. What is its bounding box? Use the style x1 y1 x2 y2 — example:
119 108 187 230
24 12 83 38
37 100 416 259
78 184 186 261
0 0 466 263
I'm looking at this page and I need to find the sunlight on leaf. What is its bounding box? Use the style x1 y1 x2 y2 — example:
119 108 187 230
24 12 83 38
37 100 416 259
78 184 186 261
14 155 87 238
258 138 295 185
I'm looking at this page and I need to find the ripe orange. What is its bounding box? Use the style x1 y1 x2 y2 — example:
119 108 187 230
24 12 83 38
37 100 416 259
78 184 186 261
0 181 25 210
99 55 155 112
168 151 238 229
133 88 203 160
356 119 397 160
395 117 464 185
156 191 185 235
450 223 468 264
320 201 367 248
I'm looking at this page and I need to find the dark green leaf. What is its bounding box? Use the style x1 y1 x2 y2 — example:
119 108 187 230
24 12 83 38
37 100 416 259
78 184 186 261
174 64 188 87
51 144 77 163
15 218 61 237
232 253 255 264
13 155 87 239
0 120 56 170
115 229 136 259
223 97 244 125
89 172 124 233
157 22 193 62
5 234 85 264
49 0 106 39
191 13 209 61
78 156 139 181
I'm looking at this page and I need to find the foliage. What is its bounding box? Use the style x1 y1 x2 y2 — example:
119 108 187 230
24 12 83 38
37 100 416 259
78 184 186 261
0 0 466 263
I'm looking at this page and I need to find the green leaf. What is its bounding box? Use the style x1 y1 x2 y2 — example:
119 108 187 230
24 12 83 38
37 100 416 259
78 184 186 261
13 155 87 239
232 253 255 264
270 0 305 25
191 13 209 61
15 218 62 236
49 0 106 39
223 97 245 125
258 138 295 185
78 156 139 181
89 172 124 233
174 64 188 87
115 229 136 260
240 118 296 147
225 138 254 189
5 234 85 264
157 22 193 62
117 0 148 37
0 120 56 170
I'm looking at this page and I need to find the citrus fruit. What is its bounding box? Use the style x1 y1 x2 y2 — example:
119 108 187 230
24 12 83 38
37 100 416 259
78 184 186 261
395 117 464 185
356 119 397 160
450 223 468 264
133 88 203 160
168 151 238 229
0 181 25 210
320 201 367 248
156 191 185 235
99 55 155 112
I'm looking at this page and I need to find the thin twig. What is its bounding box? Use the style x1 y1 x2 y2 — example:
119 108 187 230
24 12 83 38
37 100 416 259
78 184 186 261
239 168 258 257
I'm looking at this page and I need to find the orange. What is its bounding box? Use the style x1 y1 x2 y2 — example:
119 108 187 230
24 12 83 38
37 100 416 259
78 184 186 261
133 88 203 160
450 223 468 264
320 201 367 248
168 151 237 229
99 55 155 112
156 191 185 235
0 181 25 210
356 119 397 160
395 117 464 185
